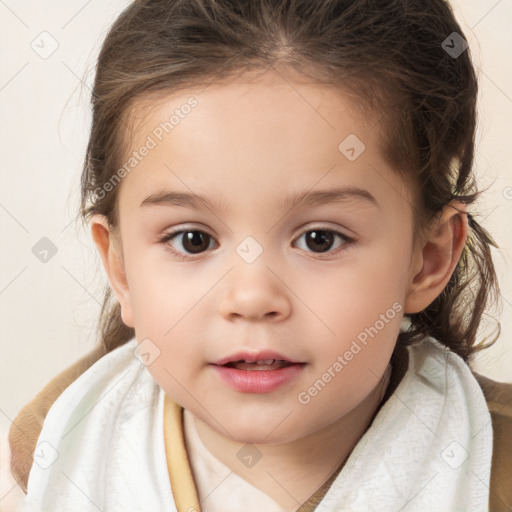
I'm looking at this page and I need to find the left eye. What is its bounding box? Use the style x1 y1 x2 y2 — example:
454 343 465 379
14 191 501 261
293 229 350 254
163 230 217 256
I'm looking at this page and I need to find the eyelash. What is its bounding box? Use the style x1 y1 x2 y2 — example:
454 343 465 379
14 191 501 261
159 227 354 261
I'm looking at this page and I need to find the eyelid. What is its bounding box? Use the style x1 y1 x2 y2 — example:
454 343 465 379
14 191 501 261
160 224 352 243
295 223 353 238
159 227 219 261
292 226 353 256
159 223 216 241
159 224 354 262
294 221 356 240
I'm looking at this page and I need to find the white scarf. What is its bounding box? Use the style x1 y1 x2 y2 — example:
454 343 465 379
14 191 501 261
24 336 492 512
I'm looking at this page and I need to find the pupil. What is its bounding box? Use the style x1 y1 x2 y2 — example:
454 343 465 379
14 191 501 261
306 231 333 252
180 231 335 254
184 231 209 253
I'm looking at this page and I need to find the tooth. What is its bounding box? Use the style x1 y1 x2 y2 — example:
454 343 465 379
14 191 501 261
256 359 275 365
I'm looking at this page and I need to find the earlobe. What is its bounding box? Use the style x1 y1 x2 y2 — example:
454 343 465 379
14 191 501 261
90 214 134 327
404 201 469 314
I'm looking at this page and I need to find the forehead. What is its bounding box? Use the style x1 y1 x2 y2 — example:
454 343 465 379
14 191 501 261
116 69 413 217
123 68 376 156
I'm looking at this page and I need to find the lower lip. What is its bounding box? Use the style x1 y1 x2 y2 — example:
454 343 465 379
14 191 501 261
211 363 305 393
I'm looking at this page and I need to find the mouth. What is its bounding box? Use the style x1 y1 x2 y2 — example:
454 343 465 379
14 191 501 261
211 351 306 393
212 350 303 369
221 359 295 371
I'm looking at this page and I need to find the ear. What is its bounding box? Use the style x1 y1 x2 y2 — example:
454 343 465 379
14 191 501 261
404 200 469 314
90 214 134 328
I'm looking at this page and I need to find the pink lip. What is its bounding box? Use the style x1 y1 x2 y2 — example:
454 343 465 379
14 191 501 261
211 350 305 393
212 364 305 393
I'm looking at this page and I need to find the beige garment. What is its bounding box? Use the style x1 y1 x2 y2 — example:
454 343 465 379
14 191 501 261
183 408 286 511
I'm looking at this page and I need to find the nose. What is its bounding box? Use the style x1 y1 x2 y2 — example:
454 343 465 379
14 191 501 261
218 261 292 323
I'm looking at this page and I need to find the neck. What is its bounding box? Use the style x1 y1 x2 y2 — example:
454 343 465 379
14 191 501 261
193 364 392 510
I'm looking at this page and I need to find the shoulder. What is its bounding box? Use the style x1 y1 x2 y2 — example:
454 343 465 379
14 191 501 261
8 340 137 494
472 372 512 512
397 338 512 510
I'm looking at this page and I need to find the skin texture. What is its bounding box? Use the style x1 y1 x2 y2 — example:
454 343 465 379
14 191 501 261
91 68 468 509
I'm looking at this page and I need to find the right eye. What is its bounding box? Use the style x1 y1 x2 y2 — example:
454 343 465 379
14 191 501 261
160 229 218 259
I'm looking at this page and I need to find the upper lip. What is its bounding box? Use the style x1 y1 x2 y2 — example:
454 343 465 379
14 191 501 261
212 350 302 366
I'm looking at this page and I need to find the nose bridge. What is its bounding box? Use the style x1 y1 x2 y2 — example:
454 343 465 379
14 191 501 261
218 235 291 321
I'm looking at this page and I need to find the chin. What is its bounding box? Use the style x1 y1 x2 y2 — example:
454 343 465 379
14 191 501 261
223 415 308 445
233 430 295 446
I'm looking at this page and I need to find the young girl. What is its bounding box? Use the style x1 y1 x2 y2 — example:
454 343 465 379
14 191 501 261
8 0 512 510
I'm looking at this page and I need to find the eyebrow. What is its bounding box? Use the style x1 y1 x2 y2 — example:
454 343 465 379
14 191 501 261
139 185 379 212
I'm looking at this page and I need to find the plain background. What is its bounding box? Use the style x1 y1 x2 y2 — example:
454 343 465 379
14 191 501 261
0 0 511 448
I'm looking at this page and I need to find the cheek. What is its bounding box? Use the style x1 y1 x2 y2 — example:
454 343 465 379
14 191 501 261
295 255 404 396
297 318 399 427
139 323 207 410
124 257 193 330
294 254 407 338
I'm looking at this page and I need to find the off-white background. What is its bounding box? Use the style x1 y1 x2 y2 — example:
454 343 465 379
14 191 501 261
0 3 511 501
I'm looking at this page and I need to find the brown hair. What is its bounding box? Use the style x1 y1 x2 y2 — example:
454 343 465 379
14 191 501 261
79 0 500 362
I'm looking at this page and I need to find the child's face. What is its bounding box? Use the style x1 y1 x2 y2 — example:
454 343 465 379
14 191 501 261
108 69 422 444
